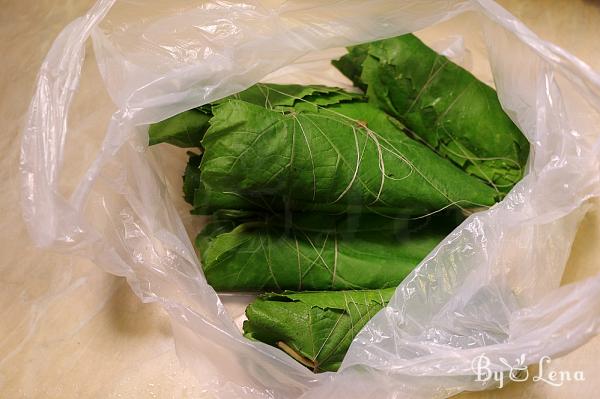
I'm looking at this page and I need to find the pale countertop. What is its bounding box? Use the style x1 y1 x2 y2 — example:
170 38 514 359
1 1 600 398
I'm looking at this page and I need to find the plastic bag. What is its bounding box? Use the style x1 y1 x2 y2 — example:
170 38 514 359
20 0 600 397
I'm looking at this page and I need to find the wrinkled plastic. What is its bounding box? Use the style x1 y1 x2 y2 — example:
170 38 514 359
20 0 600 398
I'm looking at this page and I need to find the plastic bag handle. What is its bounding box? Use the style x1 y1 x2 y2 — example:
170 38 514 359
20 0 115 248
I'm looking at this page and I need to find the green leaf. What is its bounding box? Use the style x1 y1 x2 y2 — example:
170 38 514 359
196 99 497 216
243 288 395 372
225 83 362 110
148 84 361 147
331 43 369 91
148 106 212 147
183 152 202 205
334 34 529 193
197 212 461 292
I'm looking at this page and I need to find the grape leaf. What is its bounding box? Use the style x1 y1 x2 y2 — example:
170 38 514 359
331 43 369 91
148 84 361 147
243 288 395 372
196 211 461 291
148 105 212 148
183 152 202 204
196 99 498 216
228 83 362 109
333 34 530 193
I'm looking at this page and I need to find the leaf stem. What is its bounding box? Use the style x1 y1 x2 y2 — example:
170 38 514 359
276 341 317 370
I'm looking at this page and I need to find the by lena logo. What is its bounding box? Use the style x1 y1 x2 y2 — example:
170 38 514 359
471 354 585 389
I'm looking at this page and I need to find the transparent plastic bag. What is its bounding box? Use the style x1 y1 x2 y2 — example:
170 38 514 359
20 0 600 397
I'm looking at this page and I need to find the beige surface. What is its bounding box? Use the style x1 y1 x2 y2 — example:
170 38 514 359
1 0 599 398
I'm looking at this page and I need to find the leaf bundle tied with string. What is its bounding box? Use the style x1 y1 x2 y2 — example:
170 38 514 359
333 33 529 194
197 211 461 292
243 288 395 372
175 83 498 217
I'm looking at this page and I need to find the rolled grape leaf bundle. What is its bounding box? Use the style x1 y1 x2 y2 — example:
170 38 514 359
198 99 498 215
197 212 461 292
243 288 395 372
170 84 498 217
333 34 530 193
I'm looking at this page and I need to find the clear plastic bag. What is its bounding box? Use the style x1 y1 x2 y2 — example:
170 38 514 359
20 0 600 397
